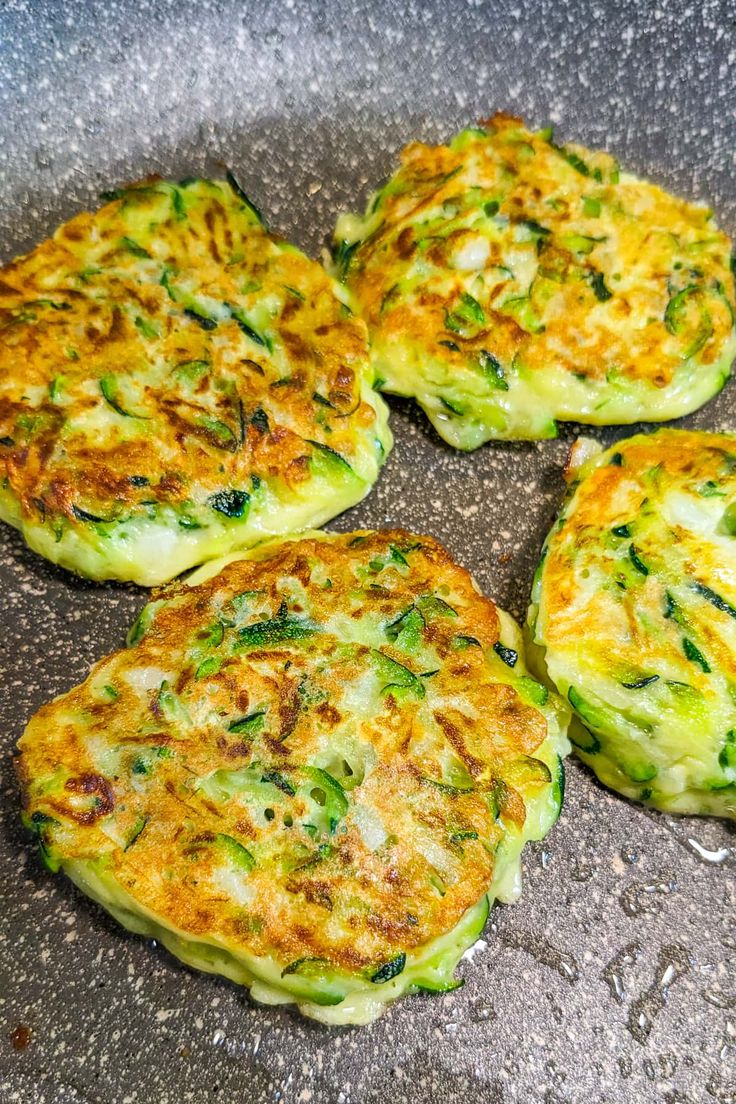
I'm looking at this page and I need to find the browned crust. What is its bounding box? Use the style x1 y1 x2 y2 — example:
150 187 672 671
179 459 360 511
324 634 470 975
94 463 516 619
17 529 548 971
347 113 734 393
0 179 375 528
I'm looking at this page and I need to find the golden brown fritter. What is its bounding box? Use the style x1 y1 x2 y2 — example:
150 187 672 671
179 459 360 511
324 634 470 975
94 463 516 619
0 178 390 583
18 529 569 1022
529 429 736 818
334 114 735 448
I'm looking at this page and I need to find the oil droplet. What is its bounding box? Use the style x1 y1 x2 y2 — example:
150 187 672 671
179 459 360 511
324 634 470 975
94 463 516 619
544 1058 567 1091
470 999 496 1023
602 942 642 1003
703 988 736 1010
543 1091 570 1104
705 1077 736 1104
498 928 579 982
720 1019 736 1061
224 1037 248 1059
627 944 693 1045
569 857 595 882
549 1002 564 1025
207 1031 248 1060
619 873 677 917
503 1056 521 1076
658 1053 678 1079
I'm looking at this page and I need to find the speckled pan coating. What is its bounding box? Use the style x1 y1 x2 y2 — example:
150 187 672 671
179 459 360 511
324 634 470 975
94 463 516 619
0 1 735 1102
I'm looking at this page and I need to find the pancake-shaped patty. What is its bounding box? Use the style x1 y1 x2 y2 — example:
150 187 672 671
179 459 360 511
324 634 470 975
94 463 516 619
0 178 391 584
17 530 569 1025
333 113 736 449
528 430 736 819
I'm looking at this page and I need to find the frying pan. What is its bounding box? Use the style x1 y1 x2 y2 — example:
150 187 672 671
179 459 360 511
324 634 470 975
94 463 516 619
0 2 734 1101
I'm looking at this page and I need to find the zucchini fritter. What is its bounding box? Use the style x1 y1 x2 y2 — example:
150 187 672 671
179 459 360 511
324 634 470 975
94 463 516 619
528 430 736 819
17 530 569 1024
0 178 391 584
334 114 736 449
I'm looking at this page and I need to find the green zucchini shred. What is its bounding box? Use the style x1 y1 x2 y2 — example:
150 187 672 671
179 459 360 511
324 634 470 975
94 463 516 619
682 637 711 673
478 349 509 391
216 833 256 873
691 580 736 621
628 544 649 576
370 650 426 699
225 169 266 227
235 615 317 651
371 953 407 984
124 815 149 851
306 439 355 475
228 711 266 735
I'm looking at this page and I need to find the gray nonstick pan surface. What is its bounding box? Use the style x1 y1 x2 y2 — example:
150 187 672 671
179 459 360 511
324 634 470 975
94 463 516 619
0 2 734 1101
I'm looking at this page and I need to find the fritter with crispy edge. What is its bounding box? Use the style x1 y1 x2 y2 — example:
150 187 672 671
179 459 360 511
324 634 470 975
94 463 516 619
0 177 391 585
17 529 569 1025
333 113 736 449
528 430 736 819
